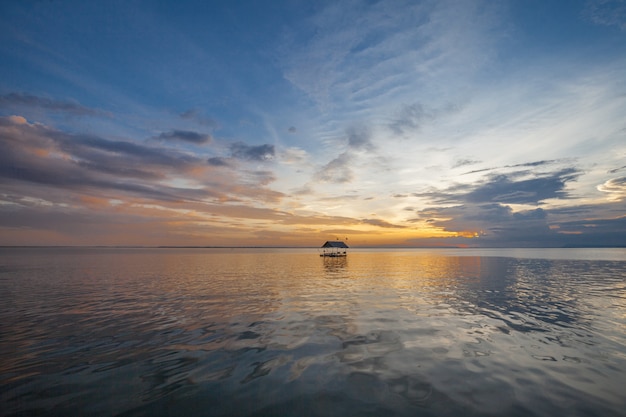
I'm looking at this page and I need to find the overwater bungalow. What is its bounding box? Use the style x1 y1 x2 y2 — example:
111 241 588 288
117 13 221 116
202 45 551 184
320 240 349 257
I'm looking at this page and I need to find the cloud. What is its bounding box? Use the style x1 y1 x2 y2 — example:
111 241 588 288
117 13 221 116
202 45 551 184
5 115 27 124
389 103 437 135
361 218 406 228
406 164 626 247
410 201 626 248
347 126 375 151
462 160 561 175
0 116 282 206
154 130 212 144
49 132 200 172
0 195 293 246
404 166 592 245
416 168 581 206
0 92 105 117
551 213 626 247
311 125 377 185
417 203 552 242
608 165 626 174
229 142 275 161
0 119 206 201
314 152 353 183
597 176 626 201
453 159 481 168
463 169 580 205
279 0 503 114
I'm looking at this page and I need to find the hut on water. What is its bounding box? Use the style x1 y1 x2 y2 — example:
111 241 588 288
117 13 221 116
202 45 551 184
320 241 349 257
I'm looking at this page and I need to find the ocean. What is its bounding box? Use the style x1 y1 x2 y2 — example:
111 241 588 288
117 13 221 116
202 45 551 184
1 247 625 417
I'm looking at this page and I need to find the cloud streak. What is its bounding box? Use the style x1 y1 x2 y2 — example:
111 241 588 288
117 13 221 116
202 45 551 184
154 130 212 145
0 92 106 117
0 116 280 207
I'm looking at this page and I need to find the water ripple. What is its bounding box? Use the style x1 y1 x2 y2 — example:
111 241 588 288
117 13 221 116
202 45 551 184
1 248 625 417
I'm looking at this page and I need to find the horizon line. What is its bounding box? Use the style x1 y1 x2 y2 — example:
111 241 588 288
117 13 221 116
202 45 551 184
1 245 625 249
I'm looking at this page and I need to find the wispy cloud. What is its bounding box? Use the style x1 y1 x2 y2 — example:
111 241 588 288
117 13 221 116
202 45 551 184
314 152 353 183
462 160 563 175
0 92 107 117
361 218 406 228
608 165 626 174
279 0 503 115
389 102 459 136
453 159 481 169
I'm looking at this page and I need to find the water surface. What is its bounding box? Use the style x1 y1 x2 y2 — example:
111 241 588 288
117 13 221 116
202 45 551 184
1 248 625 416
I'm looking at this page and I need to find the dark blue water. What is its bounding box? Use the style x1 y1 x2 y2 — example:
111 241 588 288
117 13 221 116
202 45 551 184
1 248 625 416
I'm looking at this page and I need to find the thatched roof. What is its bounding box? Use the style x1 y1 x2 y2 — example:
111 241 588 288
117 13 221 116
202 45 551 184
321 241 349 248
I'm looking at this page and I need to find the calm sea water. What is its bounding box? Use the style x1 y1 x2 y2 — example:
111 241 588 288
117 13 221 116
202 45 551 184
1 247 625 417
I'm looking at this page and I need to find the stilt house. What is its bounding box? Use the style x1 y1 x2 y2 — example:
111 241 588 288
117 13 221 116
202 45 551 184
320 240 349 257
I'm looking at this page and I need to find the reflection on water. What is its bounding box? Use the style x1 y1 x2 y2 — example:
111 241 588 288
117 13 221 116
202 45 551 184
0 248 625 417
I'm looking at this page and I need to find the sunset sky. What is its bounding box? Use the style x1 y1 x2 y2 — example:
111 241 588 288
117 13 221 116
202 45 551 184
1 0 625 247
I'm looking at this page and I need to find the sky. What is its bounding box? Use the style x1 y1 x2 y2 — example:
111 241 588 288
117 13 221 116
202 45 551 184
0 0 625 247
